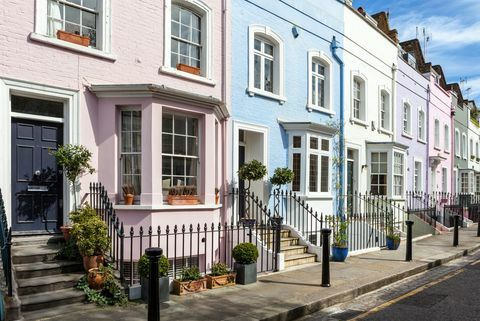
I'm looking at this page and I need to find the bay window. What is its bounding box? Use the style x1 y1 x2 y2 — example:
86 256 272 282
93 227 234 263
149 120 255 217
393 152 404 196
120 110 142 195
370 152 388 195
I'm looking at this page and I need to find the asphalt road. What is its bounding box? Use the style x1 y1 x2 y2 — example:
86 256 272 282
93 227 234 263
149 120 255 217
297 250 480 321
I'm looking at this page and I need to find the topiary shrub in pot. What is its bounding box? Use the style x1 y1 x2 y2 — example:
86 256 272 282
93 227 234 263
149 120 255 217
331 220 348 262
206 262 236 289
232 243 259 285
172 266 207 295
138 253 170 302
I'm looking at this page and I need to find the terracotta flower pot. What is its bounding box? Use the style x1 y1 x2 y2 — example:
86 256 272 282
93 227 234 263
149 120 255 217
215 193 220 205
206 273 236 289
124 194 134 205
83 255 104 272
172 278 207 295
88 268 106 290
60 225 72 240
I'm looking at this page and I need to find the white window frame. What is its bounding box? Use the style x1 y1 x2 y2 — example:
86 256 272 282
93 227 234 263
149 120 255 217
414 159 422 192
470 138 475 160
418 109 426 143
351 72 367 125
247 25 285 103
369 151 388 196
402 100 412 138
455 129 460 157
119 108 142 197
453 168 458 193
461 172 469 193
307 50 334 115
31 0 114 60
442 167 448 193
434 119 440 149
476 141 479 161
444 124 450 152
378 87 392 134
161 0 214 84
290 134 304 193
462 133 467 159
393 152 405 197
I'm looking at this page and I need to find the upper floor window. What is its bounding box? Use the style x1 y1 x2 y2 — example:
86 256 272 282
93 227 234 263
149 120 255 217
470 138 474 159
462 133 467 159
455 130 460 156
444 125 449 152
248 25 285 103
379 90 390 131
171 5 202 72
307 51 333 114
162 0 212 80
352 76 366 122
418 110 425 141
434 119 440 148
403 102 411 135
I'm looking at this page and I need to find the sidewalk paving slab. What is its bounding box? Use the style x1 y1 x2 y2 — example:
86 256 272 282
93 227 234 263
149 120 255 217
29 225 480 321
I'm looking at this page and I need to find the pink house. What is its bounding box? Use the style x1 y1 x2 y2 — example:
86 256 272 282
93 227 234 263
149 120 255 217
0 0 230 235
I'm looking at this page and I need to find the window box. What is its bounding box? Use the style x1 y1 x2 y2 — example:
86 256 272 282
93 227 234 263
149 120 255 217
57 30 90 47
167 195 200 205
177 64 201 76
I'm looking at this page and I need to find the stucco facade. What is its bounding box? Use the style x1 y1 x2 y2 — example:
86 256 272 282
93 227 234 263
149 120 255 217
0 0 230 232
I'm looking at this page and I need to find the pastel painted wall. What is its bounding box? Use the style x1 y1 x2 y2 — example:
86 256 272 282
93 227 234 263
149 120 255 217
396 57 428 192
230 0 344 215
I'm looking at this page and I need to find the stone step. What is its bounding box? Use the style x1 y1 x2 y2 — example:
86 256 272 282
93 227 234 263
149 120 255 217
16 272 84 296
264 237 299 248
20 288 86 312
256 229 291 239
22 302 98 321
12 243 62 264
15 260 83 279
281 245 308 257
284 253 317 268
12 234 64 247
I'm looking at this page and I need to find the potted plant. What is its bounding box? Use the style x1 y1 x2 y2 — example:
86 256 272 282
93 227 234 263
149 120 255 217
206 262 236 289
122 185 135 205
138 254 170 303
176 63 201 75
270 167 294 216
57 30 90 47
238 159 267 222
51 144 95 239
172 266 207 295
386 232 401 250
70 209 110 271
215 187 220 205
232 243 258 285
87 264 109 290
331 219 348 262
167 185 200 205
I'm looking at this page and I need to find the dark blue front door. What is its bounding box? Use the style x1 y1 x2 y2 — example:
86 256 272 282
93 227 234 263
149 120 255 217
11 118 63 233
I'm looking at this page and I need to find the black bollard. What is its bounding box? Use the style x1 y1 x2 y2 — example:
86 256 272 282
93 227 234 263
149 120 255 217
146 247 162 321
405 221 414 261
321 228 331 287
453 215 459 247
477 214 480 237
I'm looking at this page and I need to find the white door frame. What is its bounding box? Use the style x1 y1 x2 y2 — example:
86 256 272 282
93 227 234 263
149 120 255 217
0 77 79 229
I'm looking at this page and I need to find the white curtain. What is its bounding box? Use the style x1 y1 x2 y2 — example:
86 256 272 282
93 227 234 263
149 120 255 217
48 1 63 37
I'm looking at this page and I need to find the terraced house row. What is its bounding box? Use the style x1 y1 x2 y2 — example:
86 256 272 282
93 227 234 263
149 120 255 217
0 0 479 316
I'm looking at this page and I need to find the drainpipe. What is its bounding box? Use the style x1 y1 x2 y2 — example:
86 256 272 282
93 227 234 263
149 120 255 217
426 84 431 194
391 63 397 143
331 36 345 216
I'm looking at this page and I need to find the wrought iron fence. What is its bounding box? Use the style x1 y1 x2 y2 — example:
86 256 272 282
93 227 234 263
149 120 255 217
0 188 12 297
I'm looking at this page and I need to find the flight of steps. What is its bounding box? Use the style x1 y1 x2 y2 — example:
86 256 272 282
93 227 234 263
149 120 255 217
11 234 87 320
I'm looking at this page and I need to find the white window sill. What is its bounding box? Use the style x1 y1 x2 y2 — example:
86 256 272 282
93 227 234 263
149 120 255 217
247 87 286 104
305 193 333 200
402 132 413 139
434 146 441 151
418 138 426 145
350 118 368 128
159 66 216 86
379 128 393 136
114 204 223 211
29 33 116 61
306 104 335 117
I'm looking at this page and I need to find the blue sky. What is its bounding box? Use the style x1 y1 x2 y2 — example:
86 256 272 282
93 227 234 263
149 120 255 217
354 0 480 104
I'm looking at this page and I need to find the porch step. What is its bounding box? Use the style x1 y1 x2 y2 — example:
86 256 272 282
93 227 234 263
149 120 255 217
20 288 86 312
284 253 317 268
22 302 98 321
281 245 308 256
16 272 83 296
12 234 63 247
12 243 62 264
14 260 83 279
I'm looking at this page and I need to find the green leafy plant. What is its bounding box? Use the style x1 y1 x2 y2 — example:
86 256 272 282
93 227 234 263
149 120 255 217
69 205 98 225
332 219 348 248
168 185 197 196
71 214 109 257
76 264 127 306
210 262 230 276
57 237 81 261
232 243 259 265
51 144 95 209
179 266 202 281
270 167 294 188
138 254 170 278
237 160 267 190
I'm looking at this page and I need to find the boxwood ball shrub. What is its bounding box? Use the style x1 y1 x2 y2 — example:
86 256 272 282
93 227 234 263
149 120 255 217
138 254 169 278
232 243 259 265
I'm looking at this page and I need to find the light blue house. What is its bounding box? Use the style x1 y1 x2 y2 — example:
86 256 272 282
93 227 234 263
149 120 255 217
230 0 345 217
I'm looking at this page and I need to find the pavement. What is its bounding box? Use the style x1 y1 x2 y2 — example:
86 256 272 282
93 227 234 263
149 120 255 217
33 225 480 321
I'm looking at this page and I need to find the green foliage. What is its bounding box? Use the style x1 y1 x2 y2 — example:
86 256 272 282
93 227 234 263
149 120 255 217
332 219 348 248
237 160 267 188
210 262 230 276
386 233 401 242
76 264 127 306
71 213 109 257
179 266 202 281
138 254 170 278
69 205 98 225
270 167 294 187
57 237 81 261
232 243 259 264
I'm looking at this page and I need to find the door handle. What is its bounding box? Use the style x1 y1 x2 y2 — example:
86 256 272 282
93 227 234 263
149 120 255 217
34 170 41 176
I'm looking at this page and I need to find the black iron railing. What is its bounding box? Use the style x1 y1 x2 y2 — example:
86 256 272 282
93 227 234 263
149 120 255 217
0 188 12 297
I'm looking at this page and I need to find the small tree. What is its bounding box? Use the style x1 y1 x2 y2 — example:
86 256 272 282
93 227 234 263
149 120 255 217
52 144 95 209
237 160 267 191
270 167 294 216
